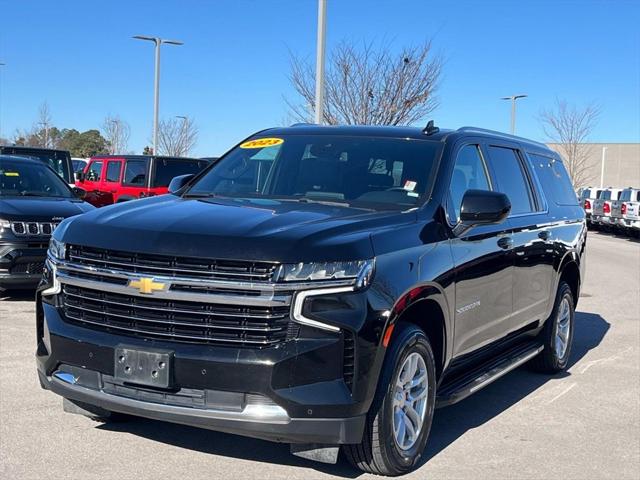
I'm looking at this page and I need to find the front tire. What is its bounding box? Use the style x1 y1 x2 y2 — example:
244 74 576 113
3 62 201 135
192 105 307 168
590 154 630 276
344 323 437 476
530 281 575 373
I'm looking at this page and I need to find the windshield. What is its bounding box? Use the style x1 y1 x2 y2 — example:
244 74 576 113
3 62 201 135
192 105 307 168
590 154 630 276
4 150 72 183
185 134 441 210
0 159 74 198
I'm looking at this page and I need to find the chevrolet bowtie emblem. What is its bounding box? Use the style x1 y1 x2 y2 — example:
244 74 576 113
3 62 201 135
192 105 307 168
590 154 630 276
129 277 166 295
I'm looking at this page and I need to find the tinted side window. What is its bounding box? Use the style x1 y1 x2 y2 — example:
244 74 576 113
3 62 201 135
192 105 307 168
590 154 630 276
152 159 208 187
105 161 122 183
86 161 103 181
124 160 147 186
449 145 491 220
486 146 534 215
528 153 578 206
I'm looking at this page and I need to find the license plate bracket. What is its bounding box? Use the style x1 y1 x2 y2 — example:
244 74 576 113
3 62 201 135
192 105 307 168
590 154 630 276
114 347 172 389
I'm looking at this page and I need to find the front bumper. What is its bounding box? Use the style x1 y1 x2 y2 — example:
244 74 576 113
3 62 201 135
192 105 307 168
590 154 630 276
38 367 364 444
36 296 374 445
0 242 47 289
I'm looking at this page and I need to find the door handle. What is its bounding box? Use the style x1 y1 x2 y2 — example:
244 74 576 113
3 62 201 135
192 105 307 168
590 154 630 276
538 230 551 241
497 237 513 250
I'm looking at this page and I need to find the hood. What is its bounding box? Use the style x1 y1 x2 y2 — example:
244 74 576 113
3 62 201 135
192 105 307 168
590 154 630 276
59 195 417 262
0 197 94 221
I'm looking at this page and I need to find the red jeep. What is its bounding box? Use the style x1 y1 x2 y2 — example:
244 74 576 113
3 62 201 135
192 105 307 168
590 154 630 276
76 155 209 207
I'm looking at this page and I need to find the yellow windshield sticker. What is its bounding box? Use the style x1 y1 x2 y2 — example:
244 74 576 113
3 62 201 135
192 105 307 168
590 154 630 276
3 172 20 177
240 138 284 149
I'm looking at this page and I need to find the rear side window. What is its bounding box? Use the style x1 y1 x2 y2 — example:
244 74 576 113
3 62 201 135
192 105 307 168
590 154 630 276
124 160 147 186
528 153 579 206
486 146 535 215
86 161 103 181
105 161 122 183
152 159 209 187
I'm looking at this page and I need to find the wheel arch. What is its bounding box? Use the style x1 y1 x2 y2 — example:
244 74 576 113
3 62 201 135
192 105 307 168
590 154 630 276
558 257 581 307
381 284 451 380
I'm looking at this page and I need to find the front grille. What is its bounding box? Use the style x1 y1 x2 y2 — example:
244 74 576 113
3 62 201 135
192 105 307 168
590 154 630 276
10 261 45 274
61 285 291 347
11 221 58 237
67 244 279 282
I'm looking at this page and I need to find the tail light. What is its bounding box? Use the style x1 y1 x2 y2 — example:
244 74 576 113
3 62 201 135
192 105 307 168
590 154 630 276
603 202 611 214
621 203 627 215
584 199 591 210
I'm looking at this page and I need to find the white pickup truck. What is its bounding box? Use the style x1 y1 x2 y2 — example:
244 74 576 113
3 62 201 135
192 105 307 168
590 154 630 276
611 187 640 236
592 188 622 230
579 187 603 228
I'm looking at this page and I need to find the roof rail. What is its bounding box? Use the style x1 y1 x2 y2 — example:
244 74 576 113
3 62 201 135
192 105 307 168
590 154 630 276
456 126 548 148
289 122 318 127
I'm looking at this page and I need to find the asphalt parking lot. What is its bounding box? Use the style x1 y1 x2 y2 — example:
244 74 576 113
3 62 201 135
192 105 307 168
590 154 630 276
1 231 638 480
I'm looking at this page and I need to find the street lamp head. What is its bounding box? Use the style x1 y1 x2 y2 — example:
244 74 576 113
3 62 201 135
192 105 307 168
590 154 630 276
501 94 528 101
132 35 157 42
162 40 184 46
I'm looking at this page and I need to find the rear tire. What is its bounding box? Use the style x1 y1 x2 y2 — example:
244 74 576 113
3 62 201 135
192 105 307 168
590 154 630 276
529 281 575 373
343 323 436 476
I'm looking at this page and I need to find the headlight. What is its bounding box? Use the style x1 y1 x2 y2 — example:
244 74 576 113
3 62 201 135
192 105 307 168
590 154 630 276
277 259 374 286
48 237 66 261
0 218 11 233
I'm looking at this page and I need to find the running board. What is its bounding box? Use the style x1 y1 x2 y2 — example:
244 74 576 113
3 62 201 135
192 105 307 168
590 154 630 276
436 342 544 408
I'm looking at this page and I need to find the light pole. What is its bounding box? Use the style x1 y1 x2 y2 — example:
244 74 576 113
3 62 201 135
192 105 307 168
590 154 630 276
501 94 527 134
0 62 5 140
176 115 187 156
133 35 183 155
600 146 607 188
314 0 327 124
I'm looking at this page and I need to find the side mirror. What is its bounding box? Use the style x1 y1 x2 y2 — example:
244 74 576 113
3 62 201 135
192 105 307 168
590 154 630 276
168 174 195 194
453 189 511 237
75 171 85 182
71 186 87 200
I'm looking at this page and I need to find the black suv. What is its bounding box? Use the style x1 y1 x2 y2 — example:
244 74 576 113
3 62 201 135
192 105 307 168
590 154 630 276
0 146 74 185
0 155 93 291
36 125 586 476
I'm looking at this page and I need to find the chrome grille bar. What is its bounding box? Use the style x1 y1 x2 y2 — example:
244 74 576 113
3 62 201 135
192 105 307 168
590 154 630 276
57 270 292 307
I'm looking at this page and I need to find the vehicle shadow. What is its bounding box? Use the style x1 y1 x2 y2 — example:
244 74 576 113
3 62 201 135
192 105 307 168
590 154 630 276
0 289 36 302
97 311 609 478
423 311 609 464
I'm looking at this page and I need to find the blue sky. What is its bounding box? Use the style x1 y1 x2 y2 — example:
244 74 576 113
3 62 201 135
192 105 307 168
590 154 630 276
0 0 638 156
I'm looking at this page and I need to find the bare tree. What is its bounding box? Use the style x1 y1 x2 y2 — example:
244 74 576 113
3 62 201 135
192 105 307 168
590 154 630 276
36 102 54 148
156 117 198 156
102 115 131 154
287 40 443 126
540 99 601 188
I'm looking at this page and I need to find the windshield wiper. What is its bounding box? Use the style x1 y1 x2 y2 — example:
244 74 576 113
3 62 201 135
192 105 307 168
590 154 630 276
19 192 49 197
182 192 218 199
